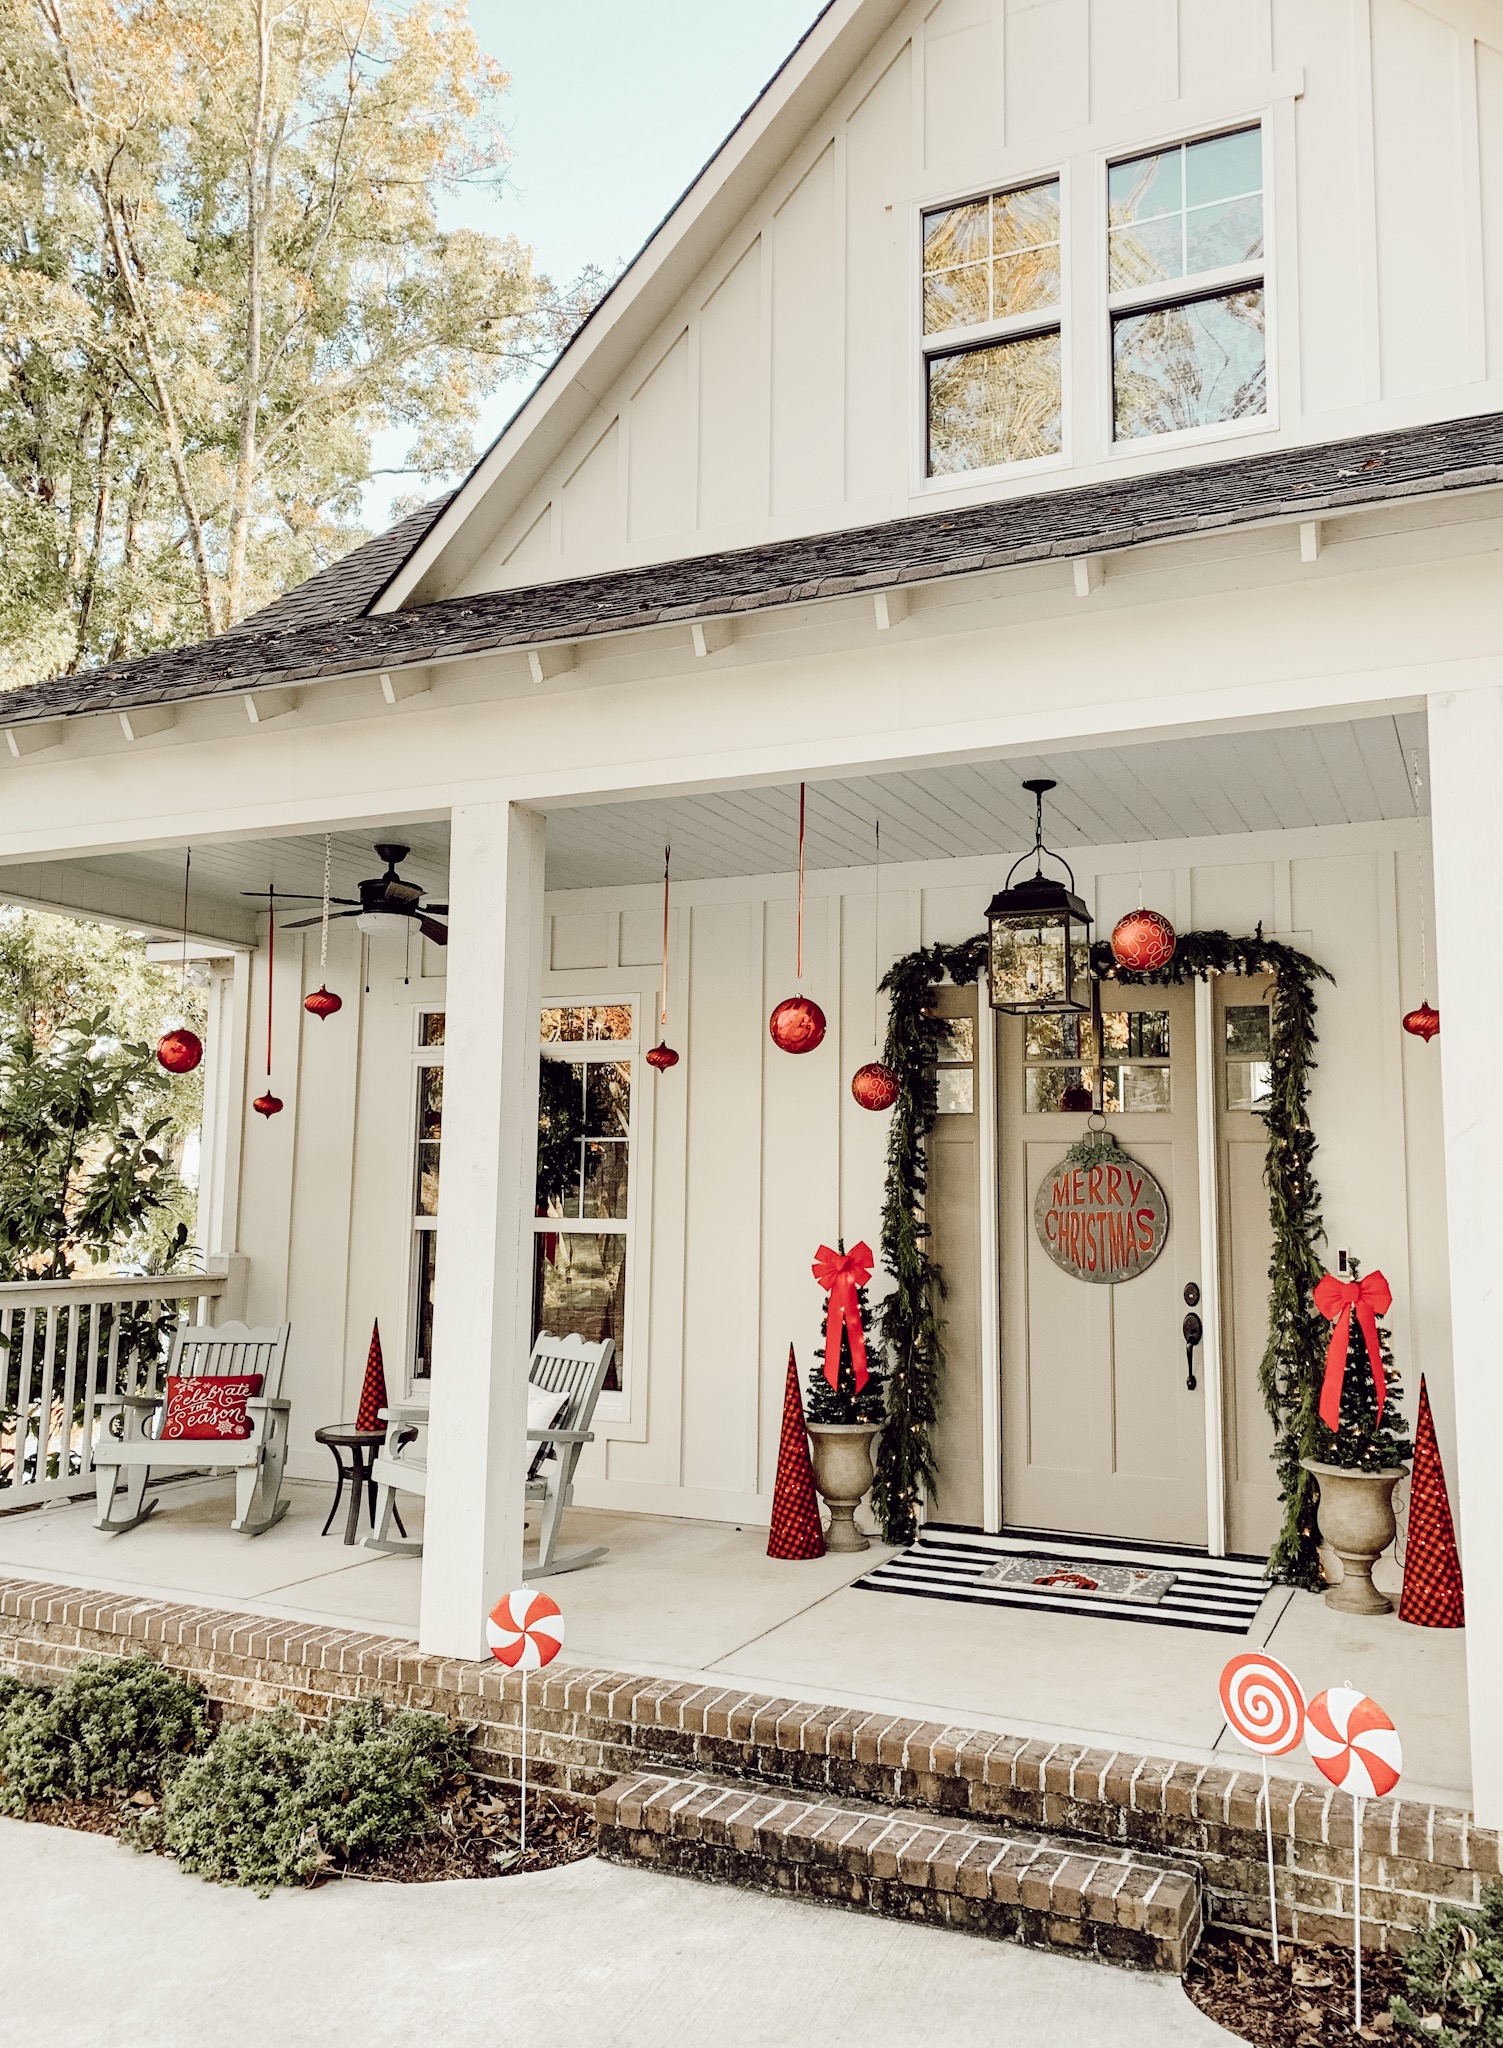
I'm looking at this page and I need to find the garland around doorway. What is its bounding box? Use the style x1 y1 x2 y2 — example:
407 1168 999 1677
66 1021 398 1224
872 927 1333 1591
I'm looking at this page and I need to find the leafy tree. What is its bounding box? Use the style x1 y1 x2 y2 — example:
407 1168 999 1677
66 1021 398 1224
0 0 590 678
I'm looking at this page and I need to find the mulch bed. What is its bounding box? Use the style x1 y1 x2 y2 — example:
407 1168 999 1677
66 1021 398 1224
19 1776 596 1884
1185 1927 1411 2043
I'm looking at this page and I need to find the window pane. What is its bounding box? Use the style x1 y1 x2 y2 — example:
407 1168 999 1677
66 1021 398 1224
1025 1014 1084 1059
1108 148 1182 224
537 1059 585 1218
586 1005 634 1042
1227 1060 1273 1112
583 1140 629 1219
993 180 1060 255
415 1066 442 1217
934 1017 976 1064
923 199 990 274
1116 1065 1173 1113
993 247 1060 318
1185 194 1263 275
1225 1006 1271 1059
1025 1064 1093 1112
928 332 1062 474
533 1233 625 1392
1112 288 1266 440
419 1013 445 1047
924 261 991 335
541 1006 587 1043
1186 127 1261 207
585 1060 631 1138
1109 215 1183 292
1126 1011 1171 1058
412 1229 438 1379
937 1068 975 1115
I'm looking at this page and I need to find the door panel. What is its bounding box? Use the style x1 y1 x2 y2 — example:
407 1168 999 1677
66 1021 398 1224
1217 975 1281 1555
1001 982 1207 1544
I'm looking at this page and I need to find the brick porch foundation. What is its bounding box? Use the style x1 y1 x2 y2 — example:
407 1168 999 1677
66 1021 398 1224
1 1575 1491 1953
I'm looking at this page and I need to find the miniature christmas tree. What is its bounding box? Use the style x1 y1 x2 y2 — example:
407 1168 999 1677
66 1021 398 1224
806 1239 887 1426
1315 1257 1413 1472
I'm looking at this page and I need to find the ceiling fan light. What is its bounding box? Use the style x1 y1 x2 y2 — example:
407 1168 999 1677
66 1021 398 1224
356 911 410 938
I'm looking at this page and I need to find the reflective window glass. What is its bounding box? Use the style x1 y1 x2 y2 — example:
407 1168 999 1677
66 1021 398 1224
1112 289 1266 440
928 332 1062 474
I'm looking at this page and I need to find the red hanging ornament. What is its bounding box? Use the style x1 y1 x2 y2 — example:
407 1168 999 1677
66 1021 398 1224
255 884 283 1122
1402 1002 1440 1043
1111 907 1177 973
647 847 680 1073
253 1092 284 1119
771 783 826 1055
1059 1080 1094 1113
771 996 827 1056
304 985 343 1021
851 1061 899 1111
156 1028 203 1075
303 836 343 1022
646 1043 680 1072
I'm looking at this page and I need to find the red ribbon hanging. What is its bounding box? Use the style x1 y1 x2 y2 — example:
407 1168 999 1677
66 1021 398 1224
811 1241 874 1391
1312 1270 1392 1433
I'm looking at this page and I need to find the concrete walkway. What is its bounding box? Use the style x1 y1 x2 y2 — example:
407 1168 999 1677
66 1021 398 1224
3 1819 1234 2047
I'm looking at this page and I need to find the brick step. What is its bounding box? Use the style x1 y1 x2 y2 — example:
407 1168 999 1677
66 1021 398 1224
597 1770 1202 1974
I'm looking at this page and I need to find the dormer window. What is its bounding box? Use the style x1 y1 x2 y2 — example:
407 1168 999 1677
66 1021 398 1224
1107 127 1266 441
922 178 1062 476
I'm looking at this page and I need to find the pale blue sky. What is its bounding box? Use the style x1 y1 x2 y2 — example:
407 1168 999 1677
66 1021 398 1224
367 1 823 521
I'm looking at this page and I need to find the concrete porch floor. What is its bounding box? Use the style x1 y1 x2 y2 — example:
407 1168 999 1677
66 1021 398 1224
0 1476 1471 1811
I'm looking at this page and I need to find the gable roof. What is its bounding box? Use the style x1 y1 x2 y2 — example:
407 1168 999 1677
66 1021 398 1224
8 409 1502 730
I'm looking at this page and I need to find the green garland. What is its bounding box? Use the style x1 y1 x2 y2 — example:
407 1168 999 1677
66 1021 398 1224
874 925 1332 1589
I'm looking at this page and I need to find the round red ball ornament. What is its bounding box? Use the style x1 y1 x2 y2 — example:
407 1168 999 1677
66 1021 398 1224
1402 1002 1440 1044
645 1042 680 1072
252 1092 284 1119
156 1028 203 1075
851 1061 900 1112
1060 1081 1094 1113
769 996 827 1055
303 985 343 1022
1110 907 1177 973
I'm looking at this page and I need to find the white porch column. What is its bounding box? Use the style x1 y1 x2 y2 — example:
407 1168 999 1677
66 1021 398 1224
1428 686 1503 1826
418 801 546 1659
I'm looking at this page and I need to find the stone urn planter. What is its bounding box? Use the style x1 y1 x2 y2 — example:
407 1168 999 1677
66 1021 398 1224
1301 1458 1408 1615
806 1421 883 1553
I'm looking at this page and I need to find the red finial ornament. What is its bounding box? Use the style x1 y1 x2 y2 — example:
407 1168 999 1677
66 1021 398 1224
1402 1002 1440 1043
1111 907 1177 973
851 1061 899 1111
646 1043 680 1072
253 1092 284 1118
303 986 343 1021
156 1028 203 1075
647 847 680 1073
771 784 827 1055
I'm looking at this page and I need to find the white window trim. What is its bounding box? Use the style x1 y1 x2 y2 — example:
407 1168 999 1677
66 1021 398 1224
533 994 647 1427
404 1008 446 1389
1098 117 1278 458
913 164 1072 494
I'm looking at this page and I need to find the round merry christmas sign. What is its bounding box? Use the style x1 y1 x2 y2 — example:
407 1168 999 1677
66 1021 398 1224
1033 1139 1169 1285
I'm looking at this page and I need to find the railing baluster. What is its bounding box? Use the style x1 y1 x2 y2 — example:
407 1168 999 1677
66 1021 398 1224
36 1305 60 1483
79 1301 105 1485
57 1299 82 1480
16 1307 38 1493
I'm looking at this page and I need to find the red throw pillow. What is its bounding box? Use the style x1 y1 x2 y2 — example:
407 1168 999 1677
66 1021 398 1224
160 1374 264 1442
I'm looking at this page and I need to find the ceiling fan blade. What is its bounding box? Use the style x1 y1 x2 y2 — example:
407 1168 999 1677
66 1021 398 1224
279 910 363 930
417 916 449 946
423 902 448 915
238 890 339 902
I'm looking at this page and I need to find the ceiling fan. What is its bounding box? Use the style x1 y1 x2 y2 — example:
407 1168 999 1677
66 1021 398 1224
244 843 449 945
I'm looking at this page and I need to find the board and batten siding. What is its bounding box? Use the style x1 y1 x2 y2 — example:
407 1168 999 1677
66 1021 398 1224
427 0 1503 604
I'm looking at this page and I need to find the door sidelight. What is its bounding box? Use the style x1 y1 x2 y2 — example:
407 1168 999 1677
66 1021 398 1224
1182 1282 1202 1391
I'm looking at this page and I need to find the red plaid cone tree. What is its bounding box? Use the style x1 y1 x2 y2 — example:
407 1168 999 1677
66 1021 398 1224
1399 1376 1464 1628
355 1320 389 1434
767 1345 825 1559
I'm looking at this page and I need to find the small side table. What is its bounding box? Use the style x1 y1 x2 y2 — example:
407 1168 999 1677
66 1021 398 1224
314 1426 407 1546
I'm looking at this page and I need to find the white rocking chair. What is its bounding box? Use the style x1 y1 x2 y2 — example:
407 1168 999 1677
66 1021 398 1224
365 1331 615 1578
94 1321 293 1536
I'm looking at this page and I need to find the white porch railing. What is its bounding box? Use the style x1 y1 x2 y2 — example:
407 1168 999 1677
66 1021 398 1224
0 1272 229 1510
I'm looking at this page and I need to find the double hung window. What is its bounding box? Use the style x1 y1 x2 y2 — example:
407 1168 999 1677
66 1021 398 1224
922 179 1063 476
1107 127 1266 441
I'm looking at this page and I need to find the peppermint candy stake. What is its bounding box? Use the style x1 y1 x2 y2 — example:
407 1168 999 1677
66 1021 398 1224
1219 1653 1306 1963
487 1589 565 1855
1306 1686 1402 2032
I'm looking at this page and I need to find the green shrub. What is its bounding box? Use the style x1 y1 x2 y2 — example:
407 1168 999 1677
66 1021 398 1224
0 1670 38 1715
0 1654 208 1812
147 1697 466 1891
1394 1886 1503 2042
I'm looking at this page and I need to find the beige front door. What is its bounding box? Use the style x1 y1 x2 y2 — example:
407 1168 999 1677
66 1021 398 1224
1000 982 1208 1545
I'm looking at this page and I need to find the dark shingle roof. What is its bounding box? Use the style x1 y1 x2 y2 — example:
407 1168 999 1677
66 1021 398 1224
222 492 456 637
11 412 1503 728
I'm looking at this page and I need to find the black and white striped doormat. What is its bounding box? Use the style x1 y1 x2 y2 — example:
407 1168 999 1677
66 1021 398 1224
852 1526 1273 1635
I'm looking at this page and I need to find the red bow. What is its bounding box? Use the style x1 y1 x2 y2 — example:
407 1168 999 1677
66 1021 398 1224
811 1242 874 1392
1312 1270 1392 1433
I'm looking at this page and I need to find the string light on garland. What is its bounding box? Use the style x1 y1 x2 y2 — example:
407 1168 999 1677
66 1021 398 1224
1402 748 1440 1044
769 782 827 1054
646 845 681 1072
304 835 344 1022
852 819 899 1111
156 850 204 1075
253 884 284 1118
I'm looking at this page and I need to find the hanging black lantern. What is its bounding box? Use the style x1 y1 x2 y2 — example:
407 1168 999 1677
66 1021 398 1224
986 778 1093 1015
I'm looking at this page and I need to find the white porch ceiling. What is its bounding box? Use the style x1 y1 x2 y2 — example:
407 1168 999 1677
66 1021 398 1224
8 713 1427 931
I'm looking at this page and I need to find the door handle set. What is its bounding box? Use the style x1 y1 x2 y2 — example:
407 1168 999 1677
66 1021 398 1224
1182 1282 1202 1392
